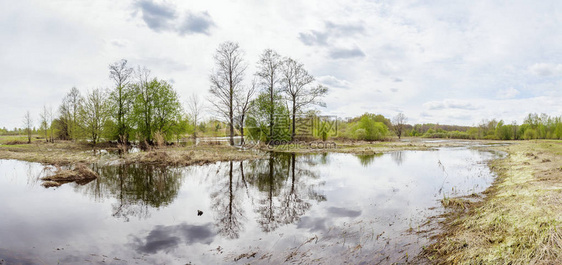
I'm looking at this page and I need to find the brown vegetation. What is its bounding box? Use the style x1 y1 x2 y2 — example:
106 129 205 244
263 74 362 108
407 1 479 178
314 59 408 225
41 163 98 187
421 140 562 264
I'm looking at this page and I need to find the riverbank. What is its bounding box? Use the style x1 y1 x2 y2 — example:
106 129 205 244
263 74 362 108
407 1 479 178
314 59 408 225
0 140 263 166
422 140 562 264
0 138 505 166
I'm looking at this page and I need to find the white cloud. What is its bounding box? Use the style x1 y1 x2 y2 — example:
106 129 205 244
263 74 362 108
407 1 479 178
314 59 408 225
423 99 478 111
317 75 351 88
2 0 562 128
528 63 562 77
496 87 519 99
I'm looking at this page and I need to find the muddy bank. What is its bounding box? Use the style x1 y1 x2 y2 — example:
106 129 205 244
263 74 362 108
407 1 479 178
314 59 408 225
421 140 562 264
41 164 98 187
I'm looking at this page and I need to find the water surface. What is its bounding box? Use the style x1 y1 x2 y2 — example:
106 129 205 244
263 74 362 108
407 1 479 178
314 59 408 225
0 147 499 264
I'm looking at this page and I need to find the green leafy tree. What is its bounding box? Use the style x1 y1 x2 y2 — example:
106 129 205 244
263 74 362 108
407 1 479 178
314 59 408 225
132 78 182 143
523 128 537 140
495 120 512 140
170 114 191 144
351 114 389 141
246 92 290 142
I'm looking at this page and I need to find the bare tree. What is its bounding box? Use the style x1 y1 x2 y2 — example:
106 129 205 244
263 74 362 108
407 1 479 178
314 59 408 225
23 111 33 143
209 41 247 146
40 105 49 142
392 113 407 139
236 80 257 145
187 93 204 141
256 49 282 139
80 88 110 151
109 59 134 144
280 57 328 141
132 66 152 144
48 106 54 142
61 87 83 141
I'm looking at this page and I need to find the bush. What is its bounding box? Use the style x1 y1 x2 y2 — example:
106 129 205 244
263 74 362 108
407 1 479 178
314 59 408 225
523 128 537 140
352 115 389 141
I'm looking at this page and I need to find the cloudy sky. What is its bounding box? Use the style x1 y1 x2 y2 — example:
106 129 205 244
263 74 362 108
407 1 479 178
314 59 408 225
1 0 562 129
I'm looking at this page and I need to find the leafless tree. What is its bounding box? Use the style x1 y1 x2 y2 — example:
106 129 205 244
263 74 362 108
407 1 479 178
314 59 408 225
256 49 282 138
40 105 49 142
280 57 328 141
80 88 110 151
236 79 257 145
61 87 83 141
109 59 134 144
46 106 54 142
392 113 407 139
187 93 204 141
133 66 152 143
23 111 33 143
209 41 247 146
136 65 151 90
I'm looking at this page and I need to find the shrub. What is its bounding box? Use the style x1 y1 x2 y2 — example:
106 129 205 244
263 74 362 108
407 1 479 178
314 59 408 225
523 128 537 140
352 115 389 141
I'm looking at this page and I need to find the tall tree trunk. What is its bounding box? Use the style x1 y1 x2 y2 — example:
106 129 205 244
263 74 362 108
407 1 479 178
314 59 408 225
291 99 296 141
270 82 274 140
240 114 245 145
229 86 234 146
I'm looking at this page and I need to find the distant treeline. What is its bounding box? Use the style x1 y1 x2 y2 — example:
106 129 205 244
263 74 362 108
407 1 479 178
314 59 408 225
408 113 562 140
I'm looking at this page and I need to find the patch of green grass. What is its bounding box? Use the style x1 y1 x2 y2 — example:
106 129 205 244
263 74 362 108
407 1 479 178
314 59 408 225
0 135 29 145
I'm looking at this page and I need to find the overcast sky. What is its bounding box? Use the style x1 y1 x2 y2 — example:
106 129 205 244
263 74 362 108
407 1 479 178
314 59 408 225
1 0 562 129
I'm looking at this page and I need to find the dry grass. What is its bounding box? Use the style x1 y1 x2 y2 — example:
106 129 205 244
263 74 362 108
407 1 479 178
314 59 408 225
124 145 263 166
41 163 98 187
0 140 102 165
0 139 263 166
422 140 562 264
271 137 506 154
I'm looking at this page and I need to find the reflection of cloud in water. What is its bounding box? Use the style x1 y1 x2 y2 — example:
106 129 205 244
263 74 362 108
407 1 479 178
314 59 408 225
297 216 327 232
0 248 40 265
130 223 215 254
297 207 361 233
327 207 362 218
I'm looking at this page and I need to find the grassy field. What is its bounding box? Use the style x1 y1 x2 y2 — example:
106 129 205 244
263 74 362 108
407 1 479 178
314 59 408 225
422 140 562 264
0 135 263 166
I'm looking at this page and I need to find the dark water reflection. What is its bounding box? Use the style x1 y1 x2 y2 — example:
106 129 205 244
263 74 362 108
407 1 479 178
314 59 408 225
0 148 500 264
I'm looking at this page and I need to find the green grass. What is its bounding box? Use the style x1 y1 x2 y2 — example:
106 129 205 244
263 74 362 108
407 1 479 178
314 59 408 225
0 135 32 145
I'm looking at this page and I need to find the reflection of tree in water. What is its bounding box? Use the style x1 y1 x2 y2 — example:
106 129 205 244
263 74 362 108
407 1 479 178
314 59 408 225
278 153 326 225
391 151 405 166
243 153 326 233
77 164 184 221
354 153 383 167
210 161 246 239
